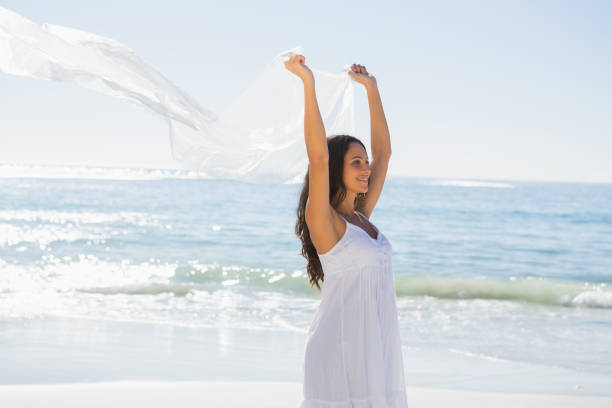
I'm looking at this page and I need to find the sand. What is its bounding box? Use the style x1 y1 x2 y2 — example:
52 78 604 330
1 381 611 408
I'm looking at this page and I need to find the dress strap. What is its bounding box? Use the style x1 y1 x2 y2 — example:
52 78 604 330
354 210 380 238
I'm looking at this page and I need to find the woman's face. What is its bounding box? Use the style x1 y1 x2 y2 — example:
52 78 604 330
343 142 371 194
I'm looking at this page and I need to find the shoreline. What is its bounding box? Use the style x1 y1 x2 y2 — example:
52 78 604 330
1 381 612 408
3 315 611 396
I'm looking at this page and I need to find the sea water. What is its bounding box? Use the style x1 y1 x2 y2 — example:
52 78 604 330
1 164 611 395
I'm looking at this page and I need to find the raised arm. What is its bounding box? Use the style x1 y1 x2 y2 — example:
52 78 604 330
349 64 392 219
284 54 338 253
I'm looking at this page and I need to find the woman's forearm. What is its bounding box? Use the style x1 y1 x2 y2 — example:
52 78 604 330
366 83 392 158
303 78 329 162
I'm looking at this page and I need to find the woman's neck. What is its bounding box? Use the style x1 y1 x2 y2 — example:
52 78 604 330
336 192 358 218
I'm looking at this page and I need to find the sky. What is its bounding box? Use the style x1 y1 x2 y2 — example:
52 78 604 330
1 0 611 183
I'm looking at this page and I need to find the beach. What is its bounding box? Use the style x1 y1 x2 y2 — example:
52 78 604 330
2 381 612 408
2 0 612 405
1 169 611 405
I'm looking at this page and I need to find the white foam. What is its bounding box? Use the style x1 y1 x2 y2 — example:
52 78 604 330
448 347 512 363
0 257 316 331
572 290 612 309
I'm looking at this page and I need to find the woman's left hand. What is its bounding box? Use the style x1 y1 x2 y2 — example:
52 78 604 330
348 64 377 88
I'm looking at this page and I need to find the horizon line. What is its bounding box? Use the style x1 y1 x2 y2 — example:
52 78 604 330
0 161 610 185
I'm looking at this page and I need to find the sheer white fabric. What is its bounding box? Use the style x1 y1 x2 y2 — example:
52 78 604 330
0 7 355 184
302 211 408 407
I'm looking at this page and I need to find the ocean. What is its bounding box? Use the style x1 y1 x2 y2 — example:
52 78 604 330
1 164 611 395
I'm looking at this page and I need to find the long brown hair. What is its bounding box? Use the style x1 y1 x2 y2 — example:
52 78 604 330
295 134 367 290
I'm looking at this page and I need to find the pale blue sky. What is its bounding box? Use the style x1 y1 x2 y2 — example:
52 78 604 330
1 0 611 182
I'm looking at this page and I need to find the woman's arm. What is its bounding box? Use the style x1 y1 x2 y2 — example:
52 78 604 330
303 78 329 162
284 54 328 162
284 54 337 252
349 64 392 218
366 82 392 159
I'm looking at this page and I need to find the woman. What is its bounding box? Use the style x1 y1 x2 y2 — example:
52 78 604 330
286 54 409 407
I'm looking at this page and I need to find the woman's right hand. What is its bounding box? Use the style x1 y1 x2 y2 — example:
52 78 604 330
284 54 314 83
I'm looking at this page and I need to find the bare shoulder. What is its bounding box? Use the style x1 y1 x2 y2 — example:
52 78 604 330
305 200 347 255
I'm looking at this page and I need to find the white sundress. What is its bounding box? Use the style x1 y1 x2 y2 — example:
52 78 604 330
300 210 408 407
